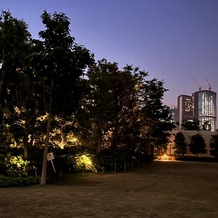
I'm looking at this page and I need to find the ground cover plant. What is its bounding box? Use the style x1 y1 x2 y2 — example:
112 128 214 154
0 175 39 188
1 161 218 218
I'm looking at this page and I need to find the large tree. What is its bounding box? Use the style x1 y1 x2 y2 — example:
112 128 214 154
174 132 186 156
210 131 218 158
31 11 93 184
0 10 31 93
80 59 174 157
139 78 175 156
189 133 206 155
0 11 36 159
80 60 144 152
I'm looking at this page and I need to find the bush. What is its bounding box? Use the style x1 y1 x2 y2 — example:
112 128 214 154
0 153 7 175
0 175 40 188
4 155 33 177
96 148 150 172
74 152 97 172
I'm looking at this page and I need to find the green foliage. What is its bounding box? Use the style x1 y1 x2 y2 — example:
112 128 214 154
80 59 174 154
4 155 32 177
96 148 152 171
174 132 187 155
29 10 94 184
0 175 39 188
0 10 174 178
0 10 38 160
75 153 97 172
61 152 96 173
0 11 31 86
47 147 152 174
0 153 6 175
210 131 218 158
182 119 200 130
189 134 206 155
32 10 94 117
202 121 212 131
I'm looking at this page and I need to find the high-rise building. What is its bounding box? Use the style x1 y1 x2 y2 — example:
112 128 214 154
177 95 193 128
192 90 217 131
169 107 178 123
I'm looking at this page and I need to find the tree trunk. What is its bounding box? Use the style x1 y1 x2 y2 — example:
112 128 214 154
96 139 102 153
0 30 5 94
23 134 28 160
150 143 154 162
40 113 52 185
0 69 4 94
96 127 103 153
111 126 119 150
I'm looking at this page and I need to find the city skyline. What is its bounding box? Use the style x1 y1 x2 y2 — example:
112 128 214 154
175 89 217 131
1 0 218 113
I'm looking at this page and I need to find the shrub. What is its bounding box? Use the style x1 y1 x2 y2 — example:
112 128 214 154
0 175 40 188
96 148 148 172
189 134 206 155
0 153 7 175
4 155 33 177
75 152 97 172
56 152 97 173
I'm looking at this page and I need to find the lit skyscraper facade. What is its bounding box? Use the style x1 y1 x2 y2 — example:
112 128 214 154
192 90 217 131
178 95 193 128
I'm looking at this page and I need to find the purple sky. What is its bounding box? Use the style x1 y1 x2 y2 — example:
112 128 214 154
1 0 218 111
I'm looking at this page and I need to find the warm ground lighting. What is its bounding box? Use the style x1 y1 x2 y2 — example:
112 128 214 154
157 154 175 161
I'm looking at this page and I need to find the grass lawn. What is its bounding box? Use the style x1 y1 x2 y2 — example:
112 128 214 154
1 161 218 218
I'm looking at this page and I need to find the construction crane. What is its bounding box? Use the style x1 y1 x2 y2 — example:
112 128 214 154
193 77 202 91
205 76 212 91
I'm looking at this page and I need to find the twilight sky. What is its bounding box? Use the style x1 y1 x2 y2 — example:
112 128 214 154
1 0 218 109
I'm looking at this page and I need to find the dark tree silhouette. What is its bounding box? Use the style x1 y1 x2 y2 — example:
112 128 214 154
174 132 187 155
189 133 206 155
